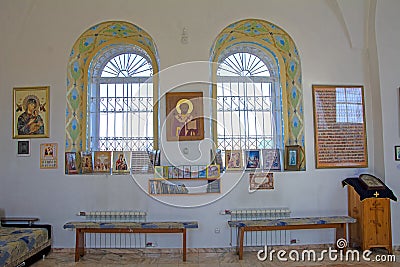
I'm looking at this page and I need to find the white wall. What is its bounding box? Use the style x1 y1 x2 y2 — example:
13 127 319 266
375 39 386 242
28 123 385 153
376 0 400 246
0 0 397 249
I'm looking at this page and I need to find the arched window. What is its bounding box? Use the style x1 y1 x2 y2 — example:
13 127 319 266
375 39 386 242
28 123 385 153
216 47 282 151
210 19 305 170
65 21 159 153
88 45 154 151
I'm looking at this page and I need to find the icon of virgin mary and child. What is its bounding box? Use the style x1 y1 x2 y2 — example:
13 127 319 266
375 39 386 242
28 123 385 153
172 98 199 137
17 95 44 135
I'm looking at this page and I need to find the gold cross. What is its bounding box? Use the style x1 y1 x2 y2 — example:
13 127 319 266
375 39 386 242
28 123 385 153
374 191 379 198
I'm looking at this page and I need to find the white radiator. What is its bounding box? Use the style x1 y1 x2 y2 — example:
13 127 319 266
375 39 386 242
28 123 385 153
78 210 147 249
229 208 291 247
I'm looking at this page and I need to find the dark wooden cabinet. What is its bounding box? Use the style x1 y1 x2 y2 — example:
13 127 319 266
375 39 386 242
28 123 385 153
347 186 392 253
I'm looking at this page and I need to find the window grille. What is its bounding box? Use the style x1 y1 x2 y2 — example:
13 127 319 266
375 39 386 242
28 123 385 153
335 87 363 123
216 48 283 151
88 45 154 151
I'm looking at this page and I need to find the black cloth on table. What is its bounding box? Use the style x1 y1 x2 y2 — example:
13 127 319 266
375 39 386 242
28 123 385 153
342 177 397 201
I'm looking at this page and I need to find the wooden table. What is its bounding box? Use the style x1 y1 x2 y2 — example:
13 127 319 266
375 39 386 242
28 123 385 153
228 216 356 260
63 221 198 262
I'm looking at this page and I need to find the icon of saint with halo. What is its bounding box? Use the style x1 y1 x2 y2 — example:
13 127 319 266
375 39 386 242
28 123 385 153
172 98 198 137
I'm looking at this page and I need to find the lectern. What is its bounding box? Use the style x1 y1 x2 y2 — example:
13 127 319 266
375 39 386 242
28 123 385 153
342 176 397 253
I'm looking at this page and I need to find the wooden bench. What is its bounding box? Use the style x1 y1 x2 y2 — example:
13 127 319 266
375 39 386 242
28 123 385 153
228 216 356 260
63 221 198 262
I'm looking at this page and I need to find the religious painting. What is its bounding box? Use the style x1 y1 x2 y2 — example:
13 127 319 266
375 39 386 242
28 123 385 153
81 151 93 174
190 165 199 178
395 146 400 161
225 150 243 171
112 151 131 174
166 92 204 141
249 172 274 190
40 143 58 169
65 152 79 174
262 149 281 171
207 164 220 178
17 140 30 157
154 166 167 178
312 85 367 168
285 145 301 171
245 150 260 170
93 151 112 173
198 166 207 178
13 86 49 139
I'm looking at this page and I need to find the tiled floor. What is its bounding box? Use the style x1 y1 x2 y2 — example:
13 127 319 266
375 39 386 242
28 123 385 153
32 247 400 266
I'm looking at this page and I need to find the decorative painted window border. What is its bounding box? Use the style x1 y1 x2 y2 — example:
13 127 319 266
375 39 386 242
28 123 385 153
210 19 305 170
65 21 160 152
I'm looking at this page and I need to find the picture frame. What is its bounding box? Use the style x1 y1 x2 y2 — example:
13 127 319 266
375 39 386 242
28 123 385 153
245 150 260 170
198 166 207 178
171 166 180 178
207 164 220 178
40 143 58 169
17 140 30 157
214 149 224 172
112 151 131 174
285 145 301 171
358 174 385 190
262 149 281 171
168 166 175 178
81 151 93 174
131 151 151 174
249 172 274 190
165 92 204 141
13 86 49 139
154 166 167 178
225 150 243 171
312 85 367 168
65 152 79 174
183 166 191 178
93 151 112 173
155 150 161 166
395 146 400 161
191 165 199 178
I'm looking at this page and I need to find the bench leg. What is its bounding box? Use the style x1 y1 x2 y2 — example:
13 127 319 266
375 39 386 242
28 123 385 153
238 227 245 260
183 229 187 262
335 223 347 251
75 229 85 262
235 228 240 255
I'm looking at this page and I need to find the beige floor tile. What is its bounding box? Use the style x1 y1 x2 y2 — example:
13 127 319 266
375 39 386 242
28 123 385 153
31 249 400 267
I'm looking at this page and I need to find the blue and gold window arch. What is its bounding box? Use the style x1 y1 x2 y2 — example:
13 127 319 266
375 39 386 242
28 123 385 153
65 21 160 153
210 19 305 169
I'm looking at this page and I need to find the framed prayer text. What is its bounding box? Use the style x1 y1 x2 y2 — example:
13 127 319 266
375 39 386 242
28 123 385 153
166 92 204 141
13 86 49 138
312 85 368 168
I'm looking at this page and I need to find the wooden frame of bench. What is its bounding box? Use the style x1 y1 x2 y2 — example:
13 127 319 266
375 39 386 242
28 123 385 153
229 216 356 260
64 221 198 262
